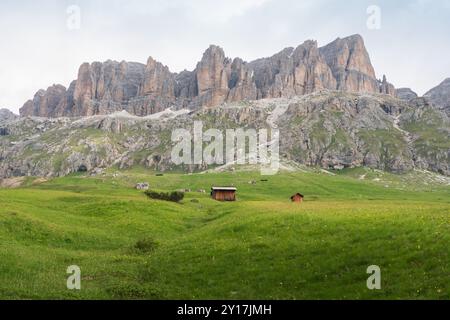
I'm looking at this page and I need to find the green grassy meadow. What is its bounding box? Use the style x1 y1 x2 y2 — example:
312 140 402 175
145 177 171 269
0 168 449 300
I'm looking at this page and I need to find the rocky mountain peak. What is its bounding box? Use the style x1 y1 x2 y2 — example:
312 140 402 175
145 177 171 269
396 88 418 101
303 39 318 46
20 84 67 117
202 45 226 58
320 34 376 78
424 77 450 114
146 56 157 67
0 108 18 123
425 78 450 97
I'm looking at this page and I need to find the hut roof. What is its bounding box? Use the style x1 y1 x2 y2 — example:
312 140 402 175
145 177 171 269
211 187 237 191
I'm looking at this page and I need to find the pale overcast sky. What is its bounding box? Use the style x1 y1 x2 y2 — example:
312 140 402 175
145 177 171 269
1 0 449 113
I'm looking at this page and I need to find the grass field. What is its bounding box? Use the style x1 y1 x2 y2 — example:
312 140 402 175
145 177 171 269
0 168 449 300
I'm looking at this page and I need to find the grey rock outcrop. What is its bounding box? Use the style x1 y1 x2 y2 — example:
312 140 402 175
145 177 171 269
3 91 449 178
0 109 18 123
396 88 418 101
424 78 450 114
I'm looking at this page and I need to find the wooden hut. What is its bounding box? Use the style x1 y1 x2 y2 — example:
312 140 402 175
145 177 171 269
290 193 304 203
211 187 237 201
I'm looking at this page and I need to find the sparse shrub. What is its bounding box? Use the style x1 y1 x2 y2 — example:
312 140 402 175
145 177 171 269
144 190 184 203
144 190 161 200
134 237 158 253
169 191 184 202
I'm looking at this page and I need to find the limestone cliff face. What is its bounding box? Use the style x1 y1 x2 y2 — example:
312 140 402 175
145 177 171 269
20 34 396 118
319 35 394 94
227 58 258 103
192 45 258 107
20 84 67 117
126 58 178 116
249 41 336 99
72 61 147 116
195 45 232 107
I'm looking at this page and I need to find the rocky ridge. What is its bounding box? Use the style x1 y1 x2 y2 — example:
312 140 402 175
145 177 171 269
2 90 449 178
396 88 418 101
20 35 396 118
0 109 18 123
424 78 450 115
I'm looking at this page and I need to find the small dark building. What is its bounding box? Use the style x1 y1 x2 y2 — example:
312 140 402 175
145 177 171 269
211 187 237 202
290 193 304 203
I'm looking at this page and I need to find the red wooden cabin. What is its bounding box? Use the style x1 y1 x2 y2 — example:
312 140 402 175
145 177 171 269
211 187 237 201
290 193 304 203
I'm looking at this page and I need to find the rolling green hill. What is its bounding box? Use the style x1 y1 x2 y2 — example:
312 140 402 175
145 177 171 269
0 169 449 299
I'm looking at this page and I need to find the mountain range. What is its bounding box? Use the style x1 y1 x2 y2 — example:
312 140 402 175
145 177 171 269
19 34 396 118
1 34 449 179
